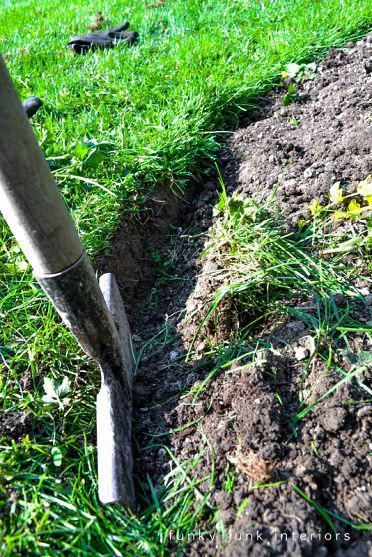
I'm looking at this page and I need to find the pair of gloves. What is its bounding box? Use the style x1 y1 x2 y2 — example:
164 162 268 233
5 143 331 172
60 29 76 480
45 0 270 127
67 22 138 54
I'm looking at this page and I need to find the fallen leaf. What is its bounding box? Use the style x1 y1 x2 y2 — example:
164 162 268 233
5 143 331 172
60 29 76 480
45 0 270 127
227 446 274 483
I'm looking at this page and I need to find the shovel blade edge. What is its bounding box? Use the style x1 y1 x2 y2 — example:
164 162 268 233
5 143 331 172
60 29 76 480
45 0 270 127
97 376 135 508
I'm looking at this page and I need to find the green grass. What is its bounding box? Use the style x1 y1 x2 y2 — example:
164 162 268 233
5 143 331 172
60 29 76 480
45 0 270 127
192 180 370 381
0 436 216 556
185 184 371 536
0 0 371 554
195 188 359 335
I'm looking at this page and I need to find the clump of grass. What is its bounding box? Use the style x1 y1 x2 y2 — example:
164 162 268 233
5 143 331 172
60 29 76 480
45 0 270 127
190 183 370 434
197 184 358 338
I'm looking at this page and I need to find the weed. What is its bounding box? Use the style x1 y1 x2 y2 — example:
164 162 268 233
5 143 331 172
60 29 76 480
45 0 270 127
198 187 356 339
281 61 317 82
282 83 298 106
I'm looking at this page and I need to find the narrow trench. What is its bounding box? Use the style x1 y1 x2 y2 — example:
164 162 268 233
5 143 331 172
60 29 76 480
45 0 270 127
98 92 299 499
99 95 284 494
102 169 221 490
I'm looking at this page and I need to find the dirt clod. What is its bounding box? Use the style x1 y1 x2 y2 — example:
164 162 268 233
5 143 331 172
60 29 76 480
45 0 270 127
0 411 32 439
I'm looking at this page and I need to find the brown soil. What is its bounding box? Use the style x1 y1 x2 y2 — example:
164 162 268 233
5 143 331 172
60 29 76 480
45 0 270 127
0 410 32 440
221 39 372 225
109 36 372 556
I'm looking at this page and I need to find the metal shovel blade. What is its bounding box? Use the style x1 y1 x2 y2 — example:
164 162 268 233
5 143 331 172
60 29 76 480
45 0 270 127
98 273 135 508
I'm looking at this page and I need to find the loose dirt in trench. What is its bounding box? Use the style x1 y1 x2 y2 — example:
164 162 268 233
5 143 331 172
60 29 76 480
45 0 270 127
110 38 372 556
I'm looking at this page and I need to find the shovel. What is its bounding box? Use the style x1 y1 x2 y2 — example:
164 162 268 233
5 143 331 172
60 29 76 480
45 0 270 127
0 56 135 507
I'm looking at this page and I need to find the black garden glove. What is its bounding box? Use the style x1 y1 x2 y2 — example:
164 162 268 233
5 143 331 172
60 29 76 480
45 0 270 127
67 22 138 54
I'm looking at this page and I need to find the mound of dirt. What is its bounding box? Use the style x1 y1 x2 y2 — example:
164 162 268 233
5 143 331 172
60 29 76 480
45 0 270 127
110 36 372 556
179 37 372 354
221 36 372 225
170 349 370 556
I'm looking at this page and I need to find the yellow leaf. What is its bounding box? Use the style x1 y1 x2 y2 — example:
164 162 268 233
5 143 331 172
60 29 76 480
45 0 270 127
329 182 344 203
331 210 348 221
348 199 362 218
308 198 323 216
357 175 372 205
281 71 289 78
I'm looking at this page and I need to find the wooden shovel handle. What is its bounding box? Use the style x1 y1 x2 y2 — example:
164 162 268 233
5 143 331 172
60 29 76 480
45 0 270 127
0 55 83 275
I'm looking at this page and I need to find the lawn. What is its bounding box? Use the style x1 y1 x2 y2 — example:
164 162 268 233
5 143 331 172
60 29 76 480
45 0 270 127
0 0 371 554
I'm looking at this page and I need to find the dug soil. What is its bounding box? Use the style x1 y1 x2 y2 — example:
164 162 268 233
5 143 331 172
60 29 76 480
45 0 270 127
109 37 372 556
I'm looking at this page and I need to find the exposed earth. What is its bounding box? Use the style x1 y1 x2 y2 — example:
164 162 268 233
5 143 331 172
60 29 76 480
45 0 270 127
111 36 371 556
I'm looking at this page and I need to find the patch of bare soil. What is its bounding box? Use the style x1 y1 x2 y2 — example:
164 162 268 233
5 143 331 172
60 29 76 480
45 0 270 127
110 36 372 556
0 372 33 439
0 410 32 440
221 37 372 224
